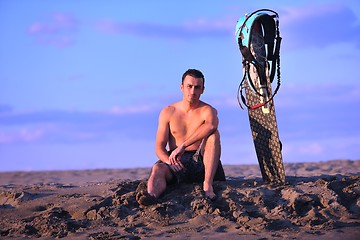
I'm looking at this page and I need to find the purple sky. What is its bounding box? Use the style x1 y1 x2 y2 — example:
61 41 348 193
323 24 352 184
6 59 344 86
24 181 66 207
0 0 359 171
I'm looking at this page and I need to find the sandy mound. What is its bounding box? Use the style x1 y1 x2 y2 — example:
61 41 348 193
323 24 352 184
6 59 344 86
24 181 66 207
0 160 359 239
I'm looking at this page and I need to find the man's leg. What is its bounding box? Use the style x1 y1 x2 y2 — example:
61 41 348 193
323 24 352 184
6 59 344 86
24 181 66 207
202 130 221 199
147 162 174 198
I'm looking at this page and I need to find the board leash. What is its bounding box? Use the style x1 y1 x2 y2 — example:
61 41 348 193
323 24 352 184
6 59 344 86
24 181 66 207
236 9 282 110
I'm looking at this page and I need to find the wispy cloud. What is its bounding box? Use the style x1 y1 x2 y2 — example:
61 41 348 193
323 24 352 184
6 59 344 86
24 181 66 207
28 12 80 47
110 105 154 115
93 2 360 49
0 104 12 113
0 106 158 145
276 83 360 137
1 83 359 167
0 128 45 144
282 136 360 162
280 3 360 49
276 83 360 108
95 16 235 40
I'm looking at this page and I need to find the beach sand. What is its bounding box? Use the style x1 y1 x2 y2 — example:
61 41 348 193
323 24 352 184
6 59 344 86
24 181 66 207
0 159 359 239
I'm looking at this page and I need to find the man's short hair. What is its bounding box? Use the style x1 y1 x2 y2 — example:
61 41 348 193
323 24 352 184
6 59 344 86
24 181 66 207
181 69 205 85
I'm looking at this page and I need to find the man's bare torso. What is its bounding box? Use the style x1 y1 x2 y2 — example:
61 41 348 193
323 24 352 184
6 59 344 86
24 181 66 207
167 101 209 151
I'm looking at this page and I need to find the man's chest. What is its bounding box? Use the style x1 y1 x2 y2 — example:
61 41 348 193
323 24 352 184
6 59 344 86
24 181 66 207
169 113 203 136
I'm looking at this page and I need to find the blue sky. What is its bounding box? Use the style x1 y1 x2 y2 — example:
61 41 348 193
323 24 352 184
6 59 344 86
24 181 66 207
0 0 359 171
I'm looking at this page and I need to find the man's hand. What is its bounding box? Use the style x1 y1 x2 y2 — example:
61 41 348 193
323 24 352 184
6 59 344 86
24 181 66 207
168 144 186 172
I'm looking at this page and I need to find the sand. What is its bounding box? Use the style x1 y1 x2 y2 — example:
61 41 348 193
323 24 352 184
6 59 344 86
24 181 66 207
0 159 359 239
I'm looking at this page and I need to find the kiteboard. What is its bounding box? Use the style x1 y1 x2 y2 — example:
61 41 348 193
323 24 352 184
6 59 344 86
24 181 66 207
235 9 286 184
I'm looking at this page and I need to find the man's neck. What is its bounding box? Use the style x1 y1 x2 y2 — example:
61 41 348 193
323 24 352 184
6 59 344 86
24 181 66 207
181 99 201 112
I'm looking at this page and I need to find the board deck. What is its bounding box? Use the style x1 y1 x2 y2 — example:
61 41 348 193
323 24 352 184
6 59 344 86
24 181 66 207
244 19 286 184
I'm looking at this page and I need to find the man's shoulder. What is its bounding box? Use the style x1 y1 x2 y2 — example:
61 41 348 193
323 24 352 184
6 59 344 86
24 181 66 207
199 101 218 113
163 102 180 111
160 103 178 116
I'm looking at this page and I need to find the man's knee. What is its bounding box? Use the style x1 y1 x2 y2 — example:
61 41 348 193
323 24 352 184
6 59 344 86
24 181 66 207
150 162 172 180
151 162 167 175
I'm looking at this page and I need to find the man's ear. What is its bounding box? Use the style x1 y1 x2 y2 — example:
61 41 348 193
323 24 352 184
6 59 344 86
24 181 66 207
180 83 184 92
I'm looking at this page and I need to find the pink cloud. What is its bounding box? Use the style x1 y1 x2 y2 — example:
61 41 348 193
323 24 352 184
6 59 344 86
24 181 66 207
94 16 235 39
298 143 324 155
276 83 360 109
0 106 159 145
95 19 121 34
109 105 154 115
0 128 44 144
280 2 343 25
279 3 360 49
36 35 75 47
28 13 79 47
183 16 236 31
28 12 79 34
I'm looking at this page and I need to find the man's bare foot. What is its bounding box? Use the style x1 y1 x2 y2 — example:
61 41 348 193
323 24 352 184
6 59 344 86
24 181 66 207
136 192 157 206
205 191 217 201
203 182 217 201
136 182 157 206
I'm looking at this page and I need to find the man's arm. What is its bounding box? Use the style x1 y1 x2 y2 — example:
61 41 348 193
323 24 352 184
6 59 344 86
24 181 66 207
155 106 172 164
155 106 186 172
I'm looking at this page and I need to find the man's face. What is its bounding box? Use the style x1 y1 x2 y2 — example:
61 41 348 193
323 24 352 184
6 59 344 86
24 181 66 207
180 75 204 103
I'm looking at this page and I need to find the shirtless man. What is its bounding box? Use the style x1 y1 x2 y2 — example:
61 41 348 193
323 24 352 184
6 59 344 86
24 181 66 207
136 69 225 206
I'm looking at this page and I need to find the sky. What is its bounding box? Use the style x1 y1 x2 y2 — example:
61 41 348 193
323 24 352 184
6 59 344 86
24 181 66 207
0 0 359 172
